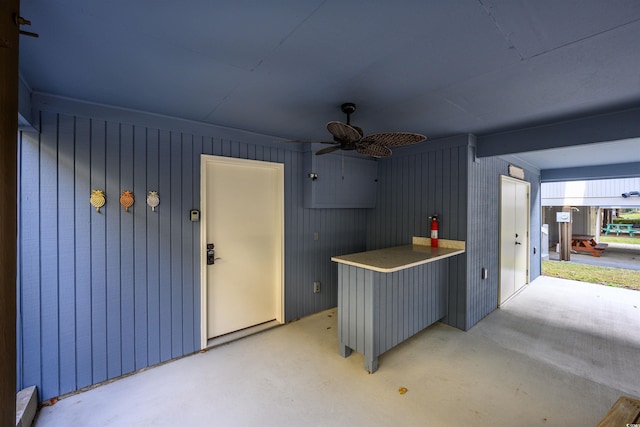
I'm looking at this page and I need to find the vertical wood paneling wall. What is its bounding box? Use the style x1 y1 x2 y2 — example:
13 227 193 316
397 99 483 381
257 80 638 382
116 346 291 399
17 96 368 401
367 135 541 331
367 135 469 330
17 94 542 401
466 143 541 329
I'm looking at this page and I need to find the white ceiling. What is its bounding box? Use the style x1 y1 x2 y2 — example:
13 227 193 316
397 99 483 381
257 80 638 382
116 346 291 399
17 1 640 171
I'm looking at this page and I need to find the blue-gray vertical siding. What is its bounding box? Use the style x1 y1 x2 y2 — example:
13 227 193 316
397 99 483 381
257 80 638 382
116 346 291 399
17 96 368 401
466 140 541 329
367 135 541 331
366 135 469 330
17 94 542 401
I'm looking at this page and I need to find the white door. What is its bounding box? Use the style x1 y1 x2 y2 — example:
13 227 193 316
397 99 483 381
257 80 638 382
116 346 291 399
200 155 284 345
499 176 529 305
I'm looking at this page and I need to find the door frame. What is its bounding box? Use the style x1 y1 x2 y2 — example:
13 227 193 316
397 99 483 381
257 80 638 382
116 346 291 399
499 175 530 306
199 154 285 349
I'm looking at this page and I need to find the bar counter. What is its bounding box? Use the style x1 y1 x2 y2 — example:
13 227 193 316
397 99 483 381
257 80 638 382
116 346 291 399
331 237 465 373
331 237 465 273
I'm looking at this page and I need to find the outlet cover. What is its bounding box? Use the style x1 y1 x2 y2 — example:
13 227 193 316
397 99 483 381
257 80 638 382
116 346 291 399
313 281 321 293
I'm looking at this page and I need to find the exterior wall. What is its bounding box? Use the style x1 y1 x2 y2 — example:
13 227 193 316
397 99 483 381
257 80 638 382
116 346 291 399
541 178 640 245
366 135 541 331
466 153 502 328
366 135 469 330
542 178 640 207
17 94 543 401
17 95 368 401
467 147 541 329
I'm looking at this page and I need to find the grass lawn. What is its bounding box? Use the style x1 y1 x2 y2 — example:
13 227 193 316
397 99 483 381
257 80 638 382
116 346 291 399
599 235 640 244
542 260 640 291
620 212 640 220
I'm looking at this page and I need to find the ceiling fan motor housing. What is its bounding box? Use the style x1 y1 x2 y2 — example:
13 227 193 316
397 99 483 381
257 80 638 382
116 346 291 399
341 102 356 115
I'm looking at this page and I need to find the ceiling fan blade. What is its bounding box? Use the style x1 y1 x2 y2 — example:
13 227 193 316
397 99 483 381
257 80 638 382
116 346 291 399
361 132 426 147
326 121 362 142
315 145 342 156
356 143 392 158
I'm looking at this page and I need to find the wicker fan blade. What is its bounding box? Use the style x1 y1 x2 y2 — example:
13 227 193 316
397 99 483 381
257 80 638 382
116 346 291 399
315 145 342 156
356 143 392 158
326 121 362 142
361 132 426 147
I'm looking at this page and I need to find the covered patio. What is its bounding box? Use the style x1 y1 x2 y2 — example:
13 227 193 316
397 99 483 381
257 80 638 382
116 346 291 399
33 276 640 426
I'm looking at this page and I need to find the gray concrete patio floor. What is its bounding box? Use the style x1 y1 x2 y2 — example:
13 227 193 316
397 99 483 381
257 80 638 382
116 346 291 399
34 276 640 427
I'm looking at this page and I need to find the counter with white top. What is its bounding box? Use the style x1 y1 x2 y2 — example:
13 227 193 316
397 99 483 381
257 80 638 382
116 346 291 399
331 237 465 273
332 237 465 373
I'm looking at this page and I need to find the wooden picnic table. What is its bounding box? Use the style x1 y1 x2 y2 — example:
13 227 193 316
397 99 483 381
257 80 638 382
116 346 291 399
571 235 608 257
602 223 636 236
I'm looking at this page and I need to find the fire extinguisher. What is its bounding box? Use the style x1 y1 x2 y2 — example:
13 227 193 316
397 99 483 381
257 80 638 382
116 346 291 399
430 214 439 248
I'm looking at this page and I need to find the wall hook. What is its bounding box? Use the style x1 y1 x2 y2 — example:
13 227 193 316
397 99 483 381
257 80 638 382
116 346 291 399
146 191 160 212
120 190 134 212
90 190 106 213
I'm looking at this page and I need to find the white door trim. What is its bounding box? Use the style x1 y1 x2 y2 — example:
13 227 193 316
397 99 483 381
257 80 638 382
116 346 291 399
499 175 530 306
199 154 285 349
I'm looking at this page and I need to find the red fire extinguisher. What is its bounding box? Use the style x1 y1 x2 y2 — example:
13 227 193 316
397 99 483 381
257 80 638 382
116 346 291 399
430 214 439 248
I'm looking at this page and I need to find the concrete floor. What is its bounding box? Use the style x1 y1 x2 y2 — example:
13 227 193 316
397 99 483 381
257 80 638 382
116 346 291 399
34 276 640 427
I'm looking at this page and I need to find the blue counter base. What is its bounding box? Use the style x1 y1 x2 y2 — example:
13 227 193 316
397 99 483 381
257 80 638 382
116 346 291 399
337 261 448 373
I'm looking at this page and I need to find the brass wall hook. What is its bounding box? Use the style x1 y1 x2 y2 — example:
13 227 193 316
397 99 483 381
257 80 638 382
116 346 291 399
90 190 106 213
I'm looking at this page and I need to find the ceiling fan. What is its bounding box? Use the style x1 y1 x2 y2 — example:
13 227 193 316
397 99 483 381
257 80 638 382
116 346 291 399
300 103 427 158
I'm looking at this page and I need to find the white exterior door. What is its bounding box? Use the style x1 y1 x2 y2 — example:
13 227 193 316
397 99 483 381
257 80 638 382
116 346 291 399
500 176 530 305
200 155 284 345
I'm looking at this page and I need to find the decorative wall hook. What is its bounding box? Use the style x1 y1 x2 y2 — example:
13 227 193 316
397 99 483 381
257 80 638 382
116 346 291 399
146 191 160 212
90 190 106 213
120 190 134 212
